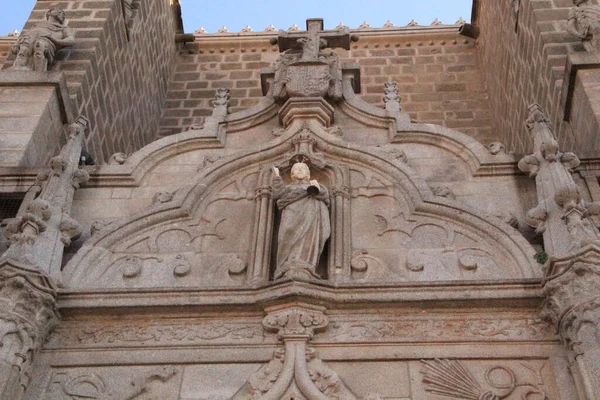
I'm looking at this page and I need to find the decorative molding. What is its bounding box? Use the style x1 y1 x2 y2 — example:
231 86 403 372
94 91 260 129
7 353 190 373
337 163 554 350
46 320 265 348
322 316 554 343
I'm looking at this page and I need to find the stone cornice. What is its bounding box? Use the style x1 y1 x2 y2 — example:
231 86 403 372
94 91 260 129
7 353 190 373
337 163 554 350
56 279 544 315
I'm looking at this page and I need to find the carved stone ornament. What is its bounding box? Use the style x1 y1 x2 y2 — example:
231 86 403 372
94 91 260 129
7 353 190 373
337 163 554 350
108 152 128 165
421 359 548 399
487 141 507 155
48 366 179 400
383 82 402 113
0 116 89 398
271 161 330 281
541 243 600 398
0 261 59 399
10 7 75 71
65 120 539 289
567 0 600 52
265 18 358 103
234 303 364 399
518 104 599 257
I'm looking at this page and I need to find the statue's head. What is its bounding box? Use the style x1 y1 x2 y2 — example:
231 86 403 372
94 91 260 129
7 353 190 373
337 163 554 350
290 162 310 182
46 7 66 24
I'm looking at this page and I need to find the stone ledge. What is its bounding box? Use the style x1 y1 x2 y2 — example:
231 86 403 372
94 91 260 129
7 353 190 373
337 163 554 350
561 51 600 122
0 70 74 124
57 279 544 314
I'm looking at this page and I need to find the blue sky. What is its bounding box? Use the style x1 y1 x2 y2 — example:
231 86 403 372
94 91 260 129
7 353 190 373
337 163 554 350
1 0 473 35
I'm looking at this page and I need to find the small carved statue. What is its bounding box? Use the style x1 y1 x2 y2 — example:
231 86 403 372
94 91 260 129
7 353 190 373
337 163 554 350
11 7 75 71
271 163 330 280
567 0 600 52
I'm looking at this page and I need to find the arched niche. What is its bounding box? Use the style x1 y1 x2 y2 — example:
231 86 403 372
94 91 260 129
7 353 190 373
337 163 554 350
64 120 539 290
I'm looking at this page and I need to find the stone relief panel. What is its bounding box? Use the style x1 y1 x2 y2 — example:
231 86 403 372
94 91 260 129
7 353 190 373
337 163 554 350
318 313 555 344
66 169 259 289
416 359 557 400
45 317 269 349
30 359 562 399
349 166 535 281
35 365 182 400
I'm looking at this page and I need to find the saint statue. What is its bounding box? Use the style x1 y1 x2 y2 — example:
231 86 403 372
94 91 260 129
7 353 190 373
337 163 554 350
11 7 75 71
271 163 330 280
567 0 600 52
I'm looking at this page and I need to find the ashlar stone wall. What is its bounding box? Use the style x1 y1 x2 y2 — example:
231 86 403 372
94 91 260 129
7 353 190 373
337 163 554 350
2 0 180 163
159 26 495 145
476 0 600 156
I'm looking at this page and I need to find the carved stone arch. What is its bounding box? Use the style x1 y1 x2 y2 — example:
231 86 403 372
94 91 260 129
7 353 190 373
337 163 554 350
338 74 517 177
65 119 538 289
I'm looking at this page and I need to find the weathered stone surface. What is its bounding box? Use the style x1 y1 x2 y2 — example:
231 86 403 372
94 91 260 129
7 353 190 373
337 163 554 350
10 8 74 72
1 1 599 399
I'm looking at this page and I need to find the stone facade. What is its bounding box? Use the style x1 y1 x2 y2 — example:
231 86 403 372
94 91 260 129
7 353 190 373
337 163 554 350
0 0 599 399
158 25 494 145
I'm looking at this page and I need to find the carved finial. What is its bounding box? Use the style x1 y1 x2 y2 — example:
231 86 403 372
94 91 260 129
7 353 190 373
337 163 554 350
382 20 395 28
358 21 372 29
195 26 207 34
407 19 420 27
383 82 402 112
525 103 550 131
455 17 467 25
10 8 75 71
264 24 277 32
240 25 253 33
7 29 19 36
430 18 444 26
217 26 230 33
335 21 347 30
212 87 230 114
288 23 301 31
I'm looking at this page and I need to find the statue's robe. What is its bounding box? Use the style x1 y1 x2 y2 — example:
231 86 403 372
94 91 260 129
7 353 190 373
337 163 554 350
569 6 600 38
272 177 330 279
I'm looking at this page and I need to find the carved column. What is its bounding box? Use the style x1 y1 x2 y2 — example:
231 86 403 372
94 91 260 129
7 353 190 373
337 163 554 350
249 167 274 283
519 104 600 399
329 164 351 281
0 116 90 399
543 246 600 399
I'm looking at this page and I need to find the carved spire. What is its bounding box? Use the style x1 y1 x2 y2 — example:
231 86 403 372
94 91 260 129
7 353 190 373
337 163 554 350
520 104 600 398
3 116 89 275
0 116 90 398
518 104 598 257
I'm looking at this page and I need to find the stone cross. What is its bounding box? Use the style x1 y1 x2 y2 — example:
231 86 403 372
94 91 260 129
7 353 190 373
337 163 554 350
271 18 358 62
